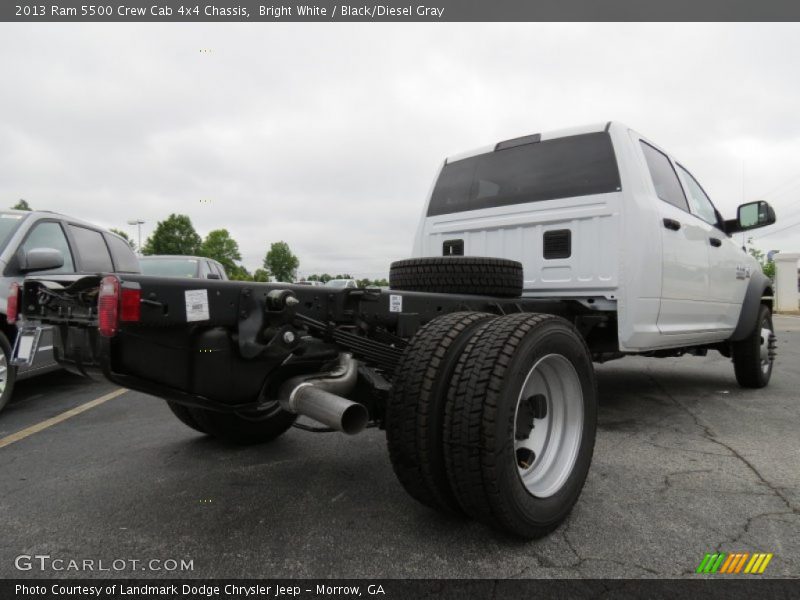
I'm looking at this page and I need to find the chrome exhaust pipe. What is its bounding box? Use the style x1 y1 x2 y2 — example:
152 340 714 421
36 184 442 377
280 353 368 435
286 384 368 435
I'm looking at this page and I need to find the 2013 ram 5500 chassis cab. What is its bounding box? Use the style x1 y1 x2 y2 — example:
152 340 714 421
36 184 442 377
14 122 778 539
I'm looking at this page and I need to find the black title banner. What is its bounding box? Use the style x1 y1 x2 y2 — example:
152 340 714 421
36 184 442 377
4 0 800 22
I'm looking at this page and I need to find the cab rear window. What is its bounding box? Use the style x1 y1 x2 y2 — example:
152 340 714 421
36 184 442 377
427 132 621 216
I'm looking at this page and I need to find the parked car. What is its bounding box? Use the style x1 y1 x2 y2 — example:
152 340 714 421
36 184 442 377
16 122 777 538
139 256 228 280
295 280 325 287
0 209 140 412
325 278 357 289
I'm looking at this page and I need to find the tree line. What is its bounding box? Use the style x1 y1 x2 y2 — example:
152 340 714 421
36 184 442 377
9 201 385 284
138 213 390 284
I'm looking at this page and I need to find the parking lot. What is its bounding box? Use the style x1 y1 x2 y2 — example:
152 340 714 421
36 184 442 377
1 316 798 579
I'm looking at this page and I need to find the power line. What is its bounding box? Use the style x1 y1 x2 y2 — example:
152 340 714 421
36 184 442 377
750 216 800 239
757 172 800 201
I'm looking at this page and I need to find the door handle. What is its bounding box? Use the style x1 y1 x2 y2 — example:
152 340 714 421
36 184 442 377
709 237 722 247
663 218 681 231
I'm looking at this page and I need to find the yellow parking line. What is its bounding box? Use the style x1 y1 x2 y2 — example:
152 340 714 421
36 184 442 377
0 388 128 450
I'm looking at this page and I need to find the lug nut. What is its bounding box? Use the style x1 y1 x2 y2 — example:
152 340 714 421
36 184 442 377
283 331 296 344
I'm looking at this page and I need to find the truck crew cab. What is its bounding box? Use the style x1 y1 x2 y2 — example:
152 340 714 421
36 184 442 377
13 122 777 538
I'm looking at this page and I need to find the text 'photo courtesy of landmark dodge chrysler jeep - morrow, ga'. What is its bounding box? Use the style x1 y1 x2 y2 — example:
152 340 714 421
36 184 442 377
13 122 778 539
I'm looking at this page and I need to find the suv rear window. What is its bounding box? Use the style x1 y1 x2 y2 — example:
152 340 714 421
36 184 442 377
68 225 113 272
427 132 621 217
105 234 140 272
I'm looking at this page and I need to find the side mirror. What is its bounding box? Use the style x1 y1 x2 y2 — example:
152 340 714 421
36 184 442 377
739 200 776 229
725 201 776 234
20 248 64 272
206 273 221 280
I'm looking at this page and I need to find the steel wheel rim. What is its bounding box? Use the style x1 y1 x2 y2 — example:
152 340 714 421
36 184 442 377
759 325 774 375
513 354 583 498
0 351 6 395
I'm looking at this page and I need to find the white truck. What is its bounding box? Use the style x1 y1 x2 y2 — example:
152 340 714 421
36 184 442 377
15 121 777 538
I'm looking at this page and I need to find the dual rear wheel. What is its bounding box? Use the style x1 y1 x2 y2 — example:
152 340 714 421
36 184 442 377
386 311 598 539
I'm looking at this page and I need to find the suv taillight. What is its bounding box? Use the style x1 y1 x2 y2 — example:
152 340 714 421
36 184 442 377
98 276 119 337
7 282 20 325
98 276 141 337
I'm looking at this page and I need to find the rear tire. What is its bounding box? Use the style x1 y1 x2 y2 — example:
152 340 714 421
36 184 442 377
189 402 297 445
166 401 207 434
0 331 18 414
389 257 523 298
386 311 496 513
732 304 775 389
444 313 597 539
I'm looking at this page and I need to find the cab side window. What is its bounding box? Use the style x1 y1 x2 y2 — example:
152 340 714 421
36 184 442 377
20 221 75 273
677 165 719 227
640 141 689 212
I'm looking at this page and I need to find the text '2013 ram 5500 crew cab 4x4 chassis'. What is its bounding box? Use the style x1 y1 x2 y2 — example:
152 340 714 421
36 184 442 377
13 122 778 538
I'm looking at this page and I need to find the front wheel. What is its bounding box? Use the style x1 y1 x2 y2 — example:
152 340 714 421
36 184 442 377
188 401 297 445
0 331 18 414
732 304 776 389
443 313 598 539
166 401 208 434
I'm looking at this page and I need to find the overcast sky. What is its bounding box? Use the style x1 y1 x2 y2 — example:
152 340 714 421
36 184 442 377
1 23 799 277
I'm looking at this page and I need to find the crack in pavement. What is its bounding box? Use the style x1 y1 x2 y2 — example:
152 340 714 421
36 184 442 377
559 516 662 576
646 369 799 576
643 438 732 458
658 468 712 494
645 370 799 516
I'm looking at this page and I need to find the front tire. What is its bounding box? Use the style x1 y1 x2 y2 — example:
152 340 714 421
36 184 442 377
0 331 18 414
166 401 208 434
444 313 597 539
188 401 297 445
732 304 775 389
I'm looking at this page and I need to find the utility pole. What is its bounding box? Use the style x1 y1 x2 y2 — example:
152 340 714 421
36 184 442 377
127 219 145 255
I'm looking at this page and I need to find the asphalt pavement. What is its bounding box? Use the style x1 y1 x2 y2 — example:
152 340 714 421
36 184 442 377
1 316 798 579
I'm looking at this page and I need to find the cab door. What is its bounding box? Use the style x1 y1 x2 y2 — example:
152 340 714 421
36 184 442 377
637 139 714 336
675 164 747 332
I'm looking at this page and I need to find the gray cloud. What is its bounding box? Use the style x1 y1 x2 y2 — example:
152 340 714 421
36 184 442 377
1 23 799 275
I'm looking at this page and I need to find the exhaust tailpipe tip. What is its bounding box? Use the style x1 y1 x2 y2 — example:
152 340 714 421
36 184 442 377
338 402 369 435
285 383 369 435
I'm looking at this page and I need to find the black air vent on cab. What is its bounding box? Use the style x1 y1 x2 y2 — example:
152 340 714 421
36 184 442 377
443 239 464 256
543 229 571 259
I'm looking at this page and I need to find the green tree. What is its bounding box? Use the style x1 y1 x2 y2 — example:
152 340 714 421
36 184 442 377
12 199 32 211
228 265 253 281
110 228 136 251
141 214 201 256
263 241 299 283
199 229 242 273
252 268 271 282
747 238 776 280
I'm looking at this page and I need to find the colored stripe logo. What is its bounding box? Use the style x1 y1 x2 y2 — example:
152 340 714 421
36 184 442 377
696 552 773 574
